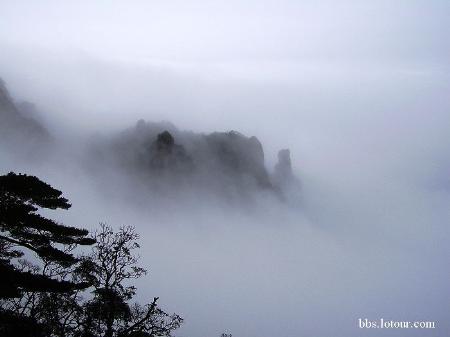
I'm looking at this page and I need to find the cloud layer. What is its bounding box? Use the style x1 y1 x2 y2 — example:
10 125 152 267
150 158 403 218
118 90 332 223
1 1 449 336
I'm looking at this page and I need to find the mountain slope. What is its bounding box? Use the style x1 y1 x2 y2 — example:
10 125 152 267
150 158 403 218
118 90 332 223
0 78 50 148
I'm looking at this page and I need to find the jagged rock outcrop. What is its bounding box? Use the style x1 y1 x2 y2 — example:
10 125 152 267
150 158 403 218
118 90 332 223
0 76 298 203
273 149 294 186
101 120 298 200
149 131 193 172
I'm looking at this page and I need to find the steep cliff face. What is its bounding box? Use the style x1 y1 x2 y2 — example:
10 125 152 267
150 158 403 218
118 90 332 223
273 149 294 186
0 79 17 118
0 78 49 147
202 131 272 189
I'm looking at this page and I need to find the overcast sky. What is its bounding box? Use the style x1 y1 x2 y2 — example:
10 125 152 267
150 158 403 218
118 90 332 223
0 0 449 133
1 0 449 64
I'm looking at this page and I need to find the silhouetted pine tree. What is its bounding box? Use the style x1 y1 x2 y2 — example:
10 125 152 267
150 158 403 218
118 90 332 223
0 172 95 336
0 172 182 337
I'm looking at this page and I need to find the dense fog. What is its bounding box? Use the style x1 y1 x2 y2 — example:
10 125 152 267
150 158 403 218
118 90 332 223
1 1 450 336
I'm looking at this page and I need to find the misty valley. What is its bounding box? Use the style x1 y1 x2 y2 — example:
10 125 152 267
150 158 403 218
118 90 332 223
0 76 304 337
1 77 300 207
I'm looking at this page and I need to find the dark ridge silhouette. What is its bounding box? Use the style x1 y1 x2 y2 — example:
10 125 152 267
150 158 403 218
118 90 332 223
0 76 299 203
91 119 299 201
0 78 50 151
